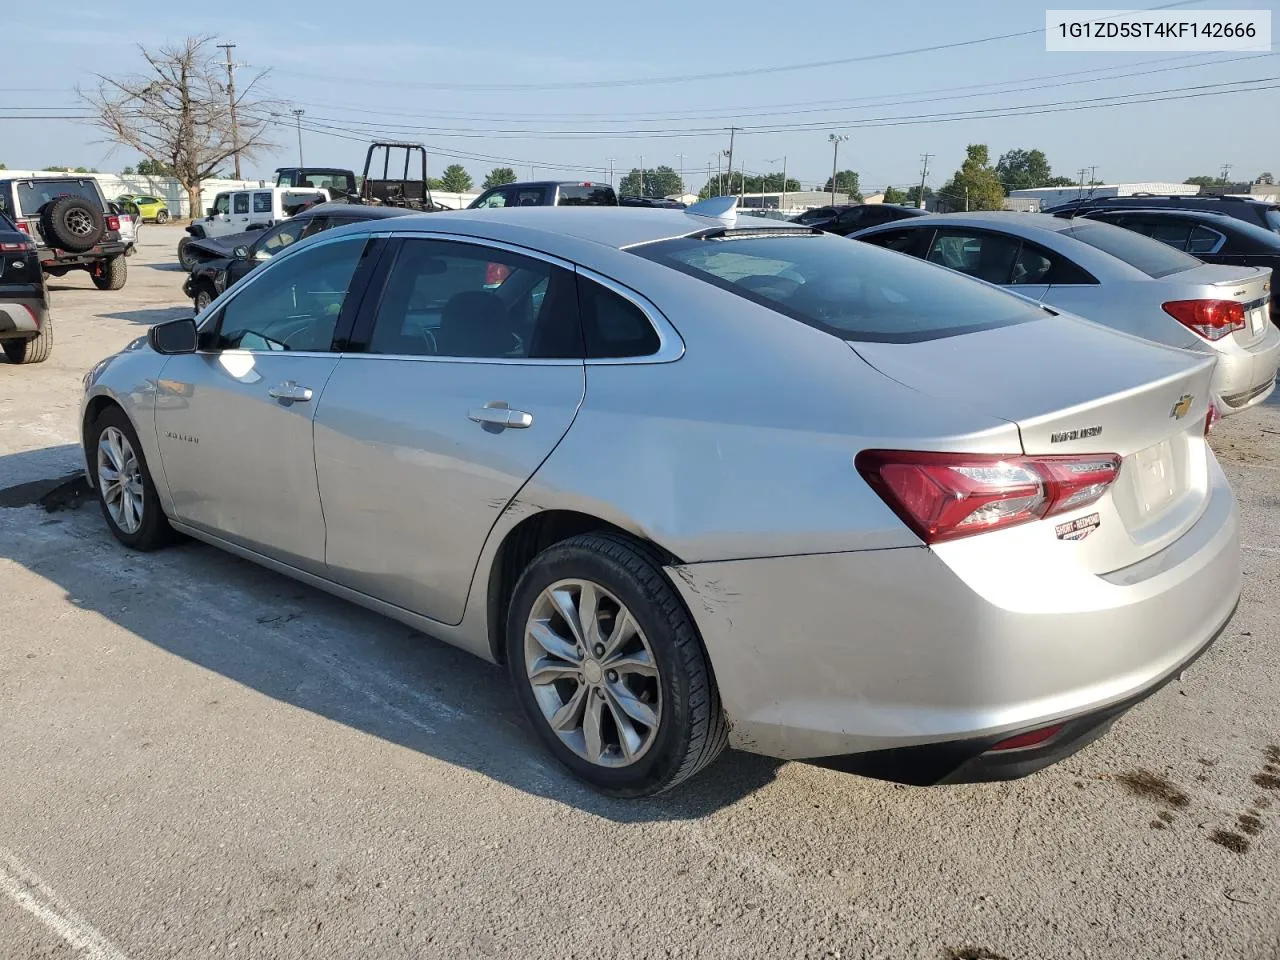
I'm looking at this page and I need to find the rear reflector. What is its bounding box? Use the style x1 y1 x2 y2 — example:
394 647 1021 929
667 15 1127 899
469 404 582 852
1162 299 1245 341
1205 402 1222 436
988 723 1065 752
855 450 1121 543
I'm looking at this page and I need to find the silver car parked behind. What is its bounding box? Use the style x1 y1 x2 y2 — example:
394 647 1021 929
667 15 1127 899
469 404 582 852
80 201 1240 796
853 212 1279 414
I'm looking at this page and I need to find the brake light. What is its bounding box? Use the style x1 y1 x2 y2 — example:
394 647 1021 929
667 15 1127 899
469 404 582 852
1162 299 1245 341
0 240 31 252
855 450 1121 544
14 221 30 236
1205 401 1222 436
106 214 121 231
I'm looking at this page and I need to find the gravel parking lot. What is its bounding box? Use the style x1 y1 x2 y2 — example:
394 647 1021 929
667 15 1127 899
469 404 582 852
2 224 1279 960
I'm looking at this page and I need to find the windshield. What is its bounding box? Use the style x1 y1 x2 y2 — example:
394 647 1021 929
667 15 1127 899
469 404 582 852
1059 219 1202 278
632 232 1044 343
16 180 101 216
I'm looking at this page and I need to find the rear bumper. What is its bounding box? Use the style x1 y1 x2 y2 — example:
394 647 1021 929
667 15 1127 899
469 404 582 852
38 241 128 268
0 297 47 336
1213 322 1280 412
670 455 1240 767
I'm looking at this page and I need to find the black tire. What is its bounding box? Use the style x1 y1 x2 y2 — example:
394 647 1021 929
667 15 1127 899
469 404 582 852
92 256 127 291
192 281 216 314
155 209 169 224
2 317 52 364
42 267 67 279
177 237 196 270
40 195 104 252
88 405 175 551
506 532 728 797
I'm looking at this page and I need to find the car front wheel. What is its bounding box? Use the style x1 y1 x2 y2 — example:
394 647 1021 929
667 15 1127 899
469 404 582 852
506 533 728 796
91 406 174 550
155 210 169 224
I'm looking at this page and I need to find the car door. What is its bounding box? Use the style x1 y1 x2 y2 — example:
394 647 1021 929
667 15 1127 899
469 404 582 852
153 235 374 573
250 190 276 230
229 191 252 232
205 193 232 235
313 235 586 624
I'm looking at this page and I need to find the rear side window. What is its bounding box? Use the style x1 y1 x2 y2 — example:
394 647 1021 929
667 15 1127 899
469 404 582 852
1059 221 1201 278
557 185 616 206
233 193 250 214
253 192 273 214
577 277 660 358
926 230 1020 284
16 181 101 216
858 227 928 254
633 233 1044 343
1188 225 1226 254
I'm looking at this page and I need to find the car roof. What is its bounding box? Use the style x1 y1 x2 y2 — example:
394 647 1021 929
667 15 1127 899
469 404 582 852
860 211 1079 233
1084 207 1236 220
339 206 787 250
299 202 414 219
482 181 610 189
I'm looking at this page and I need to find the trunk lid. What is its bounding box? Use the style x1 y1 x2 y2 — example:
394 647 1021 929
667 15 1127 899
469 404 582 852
850 313 1218 571
1171 262 1273 345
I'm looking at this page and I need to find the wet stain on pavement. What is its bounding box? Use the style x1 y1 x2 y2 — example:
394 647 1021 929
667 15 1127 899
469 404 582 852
1117 769 1190 809
1209 829 1251 854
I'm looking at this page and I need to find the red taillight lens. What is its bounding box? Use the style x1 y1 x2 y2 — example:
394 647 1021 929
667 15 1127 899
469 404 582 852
0 240 31 252
1162 299 1245 341
106 214 121 231
856 450 1121 544
989 723 1065 752
14 221 30 236
1205 401 1222 436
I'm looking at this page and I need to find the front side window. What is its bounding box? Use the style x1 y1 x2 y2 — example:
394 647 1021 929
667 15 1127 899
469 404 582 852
233 193 250 215
633 232 1045 343
253 192 273 214
514 188 546 207
365 238 581 359
1059 220 1201 278
472 189 510 209
926 230 1020 285
212 194 230 215
255 219 308 257
1146 219 1193 250
211 238 365 352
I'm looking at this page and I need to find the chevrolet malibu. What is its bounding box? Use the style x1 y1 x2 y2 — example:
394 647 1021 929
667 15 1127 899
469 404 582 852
80 200 1241 796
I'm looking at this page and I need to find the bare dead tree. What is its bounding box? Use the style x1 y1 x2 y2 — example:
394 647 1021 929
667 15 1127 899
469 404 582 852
80 36 277 218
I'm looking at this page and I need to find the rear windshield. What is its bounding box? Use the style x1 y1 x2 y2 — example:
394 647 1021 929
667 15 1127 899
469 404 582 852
557 185 617 206
1266 208 1280 234
1059 219 1202 278
632 232 1045 343
16 180 101 216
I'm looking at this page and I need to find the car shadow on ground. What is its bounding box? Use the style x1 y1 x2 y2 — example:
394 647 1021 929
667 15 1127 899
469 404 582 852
144 263 185 272
0 446 782 821
99 306 192 325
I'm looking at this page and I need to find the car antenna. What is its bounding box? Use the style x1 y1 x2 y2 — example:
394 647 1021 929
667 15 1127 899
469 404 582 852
685 195 738 224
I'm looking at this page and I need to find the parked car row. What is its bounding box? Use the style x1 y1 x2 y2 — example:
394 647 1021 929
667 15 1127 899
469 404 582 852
80 196 1244 798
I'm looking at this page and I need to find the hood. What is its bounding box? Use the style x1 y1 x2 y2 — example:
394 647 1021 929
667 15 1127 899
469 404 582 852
188 231 259 258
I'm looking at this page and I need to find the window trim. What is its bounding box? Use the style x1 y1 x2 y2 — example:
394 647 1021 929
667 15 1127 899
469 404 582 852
1188 224 1228 255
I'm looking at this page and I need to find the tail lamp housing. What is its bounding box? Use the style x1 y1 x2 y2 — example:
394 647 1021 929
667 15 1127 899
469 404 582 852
1162 299 1245 341
856 450 1121 544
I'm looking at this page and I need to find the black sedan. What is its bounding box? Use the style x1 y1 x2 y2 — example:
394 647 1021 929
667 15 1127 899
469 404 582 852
182 203 413 312
0 212 52 364
789 203 926 237
1075 207 1279 325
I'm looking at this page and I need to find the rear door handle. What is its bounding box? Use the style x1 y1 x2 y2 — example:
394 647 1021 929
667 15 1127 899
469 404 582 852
268 380 313 402
469 404 533 429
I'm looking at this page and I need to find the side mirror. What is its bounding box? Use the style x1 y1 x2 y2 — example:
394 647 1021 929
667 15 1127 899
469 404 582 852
206 207 216 217
149 317 199 355
233 245 249 259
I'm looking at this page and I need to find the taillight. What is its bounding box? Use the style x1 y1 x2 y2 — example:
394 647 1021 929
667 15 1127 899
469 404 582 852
1205 401 1222 436
106 214 121 231
14 221 30 236
1162 299 1245 340
855 450 1121 544
0 240 31 252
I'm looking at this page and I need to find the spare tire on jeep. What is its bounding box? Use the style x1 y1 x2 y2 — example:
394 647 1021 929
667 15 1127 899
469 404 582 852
40 196 104 253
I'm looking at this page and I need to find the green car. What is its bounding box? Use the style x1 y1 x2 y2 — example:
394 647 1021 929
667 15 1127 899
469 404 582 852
116 194 170 223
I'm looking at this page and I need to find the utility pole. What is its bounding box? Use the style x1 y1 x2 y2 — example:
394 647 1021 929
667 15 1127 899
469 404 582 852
917 153 933 209
217 43 241 179
1219 162 1233 185
292 109 305 166
767 157 786 210
725 127 737 197
718 151 725 195
639 155 645 198
828 133 849 205
677 152 685 195
964 185 969 212
1088 164 1099 197
607 158 615 189
1077 167 1088 199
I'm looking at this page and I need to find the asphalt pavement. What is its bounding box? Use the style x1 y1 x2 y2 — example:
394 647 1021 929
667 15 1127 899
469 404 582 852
1 225 1278 960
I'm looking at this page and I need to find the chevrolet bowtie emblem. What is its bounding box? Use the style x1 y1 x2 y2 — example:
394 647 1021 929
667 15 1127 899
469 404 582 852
1171 394 1194 420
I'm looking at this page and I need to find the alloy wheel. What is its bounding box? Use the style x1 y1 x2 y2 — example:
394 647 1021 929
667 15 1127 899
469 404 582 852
97 425 144 534
66 209 94 237
523 579 662 768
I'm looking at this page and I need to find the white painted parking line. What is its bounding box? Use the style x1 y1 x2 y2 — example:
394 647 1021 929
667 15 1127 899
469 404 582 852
0 848 131 960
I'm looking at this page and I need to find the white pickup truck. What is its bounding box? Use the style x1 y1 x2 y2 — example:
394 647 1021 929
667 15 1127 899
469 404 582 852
178 185 328 269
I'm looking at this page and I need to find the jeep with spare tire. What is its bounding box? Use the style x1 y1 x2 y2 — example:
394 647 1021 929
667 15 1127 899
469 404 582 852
0 177 129 290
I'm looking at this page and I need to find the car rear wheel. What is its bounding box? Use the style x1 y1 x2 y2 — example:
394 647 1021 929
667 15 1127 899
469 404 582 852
506 533 728 796
193 282 215 314
2 318 52 365
91 407 174 550
177 238 196 270
91 256 127 291
155 210 169 224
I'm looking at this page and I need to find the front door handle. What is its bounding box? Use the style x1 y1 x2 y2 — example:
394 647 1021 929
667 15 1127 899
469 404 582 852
268 380 313 402
468 403 533 429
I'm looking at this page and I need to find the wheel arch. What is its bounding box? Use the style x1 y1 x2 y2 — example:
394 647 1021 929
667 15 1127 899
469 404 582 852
484 508 686 664
81 393 127 488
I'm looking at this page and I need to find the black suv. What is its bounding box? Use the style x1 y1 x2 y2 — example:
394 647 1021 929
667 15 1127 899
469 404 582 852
0 212 52 363
1073 207 1280 325
1045 194 1280 235
0 176 128 289
469 181 618 208
182 202 414 312
790 203 926 236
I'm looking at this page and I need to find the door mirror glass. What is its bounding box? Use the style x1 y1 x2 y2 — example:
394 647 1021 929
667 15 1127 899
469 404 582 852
205 207 215 217
148 317 199 355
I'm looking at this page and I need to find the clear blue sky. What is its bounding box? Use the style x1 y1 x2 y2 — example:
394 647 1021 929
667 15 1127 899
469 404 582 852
2 0 1277 191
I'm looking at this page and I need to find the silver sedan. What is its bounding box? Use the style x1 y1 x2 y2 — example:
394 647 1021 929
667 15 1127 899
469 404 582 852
80 200 1240 796
853 212 1279 415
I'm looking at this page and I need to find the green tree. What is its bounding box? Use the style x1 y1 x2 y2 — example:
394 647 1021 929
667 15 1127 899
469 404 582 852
122 165 135 175
995 148 1056 192
882 185 908 204
427 177 446 191
938 144 1005 212
439 164 473 192
136 158 175 177
1257 172 1274 185
904 185 934 207
482 166 517 190
620 165 684 198
1045 176 1077 187
822 170 861 200
45 166 70 172
696 172 802 199
1184 175 1218 187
